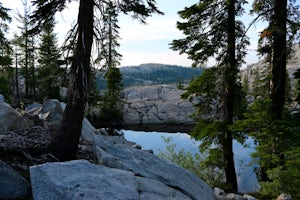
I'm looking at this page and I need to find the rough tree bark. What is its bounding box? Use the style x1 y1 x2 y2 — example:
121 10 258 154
271 0 287 120
50 0 94 161
223 0 238 192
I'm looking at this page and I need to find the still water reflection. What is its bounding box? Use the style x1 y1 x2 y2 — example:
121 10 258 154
122 130 260 193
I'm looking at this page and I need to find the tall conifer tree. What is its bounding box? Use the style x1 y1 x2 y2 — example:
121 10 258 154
37 19 62 100
97 2 123 134
30 0 162 161
0 2 13 100
171 0 249 192
16 0 36 96
231 1 300 196
252 0 300 119
0 2 11 48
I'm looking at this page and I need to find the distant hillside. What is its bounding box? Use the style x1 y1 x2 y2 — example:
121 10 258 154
96 63 204 91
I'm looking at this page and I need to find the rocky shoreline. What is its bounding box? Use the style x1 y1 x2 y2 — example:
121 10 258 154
122 122 196 133
0 97 293 199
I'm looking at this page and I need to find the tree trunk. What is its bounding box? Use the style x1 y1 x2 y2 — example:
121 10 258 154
223 0 238 192
25 35 29 95
15 52 20 108
50 0 94 161
271 0 287 120
223 131 237 192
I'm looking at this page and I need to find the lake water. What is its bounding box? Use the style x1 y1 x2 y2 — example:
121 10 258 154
122 130 260 193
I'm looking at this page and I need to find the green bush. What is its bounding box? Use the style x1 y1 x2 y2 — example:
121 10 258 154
158 136 225 188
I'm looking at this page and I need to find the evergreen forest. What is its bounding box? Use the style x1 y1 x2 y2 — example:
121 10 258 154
96 63 203 90
0 0 300 199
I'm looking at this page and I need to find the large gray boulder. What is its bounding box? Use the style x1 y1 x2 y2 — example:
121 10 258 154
123 84 195 125
25 102 42 116
0 102 34 132
30 160 138 200
0 160 30 199
39 99 64 121
30 160 191 200
25 99 63 123
30 133 216 200
25 100 98 141
93 134 216 200
81 118 97 142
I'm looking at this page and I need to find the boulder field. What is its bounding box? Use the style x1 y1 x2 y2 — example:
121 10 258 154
0 98 216 200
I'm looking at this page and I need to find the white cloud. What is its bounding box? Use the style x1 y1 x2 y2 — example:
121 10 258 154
118 13 189 66
119 14 182 43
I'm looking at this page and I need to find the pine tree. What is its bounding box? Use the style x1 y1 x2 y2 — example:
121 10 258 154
97 2 123 134
250 64 271 98
242 73 249 95
0 2 11 48
0 46 13 102
252 0 300 119
11 35 25 107
16 0 36 97
231 2 300 196
245 0 300 186
95 1 122 70
0 3 13 101
30 0 162 161
37 19 62 100
100 67 123 134
171 0 249 192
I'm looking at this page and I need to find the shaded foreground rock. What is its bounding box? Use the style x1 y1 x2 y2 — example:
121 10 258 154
0 126 55 181
30 160 138 200
93 134 216 200
29 132 216 200
0 160 30 199
25 99 99 142
30 160 191 200
0 102 33 132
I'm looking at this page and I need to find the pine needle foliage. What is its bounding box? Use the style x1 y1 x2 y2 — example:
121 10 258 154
171 0 249 192
231 98 300 199
37 19 63 100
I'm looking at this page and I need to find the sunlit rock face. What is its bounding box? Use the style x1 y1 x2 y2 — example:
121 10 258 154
241 44 300 94
123 84 195 126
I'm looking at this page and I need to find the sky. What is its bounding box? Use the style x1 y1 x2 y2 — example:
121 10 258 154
3 0 279 67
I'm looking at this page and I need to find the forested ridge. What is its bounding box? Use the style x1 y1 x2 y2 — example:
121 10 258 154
96 63 203 90
0 0 300 199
